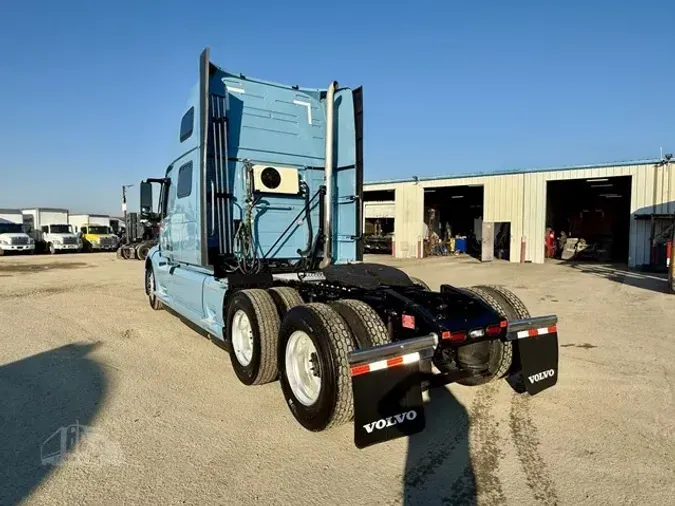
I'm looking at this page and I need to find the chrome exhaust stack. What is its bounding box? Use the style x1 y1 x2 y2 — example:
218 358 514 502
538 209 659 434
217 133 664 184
320 81 338 269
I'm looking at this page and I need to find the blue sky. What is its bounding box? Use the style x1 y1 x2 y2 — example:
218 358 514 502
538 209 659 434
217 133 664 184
1 0 673 215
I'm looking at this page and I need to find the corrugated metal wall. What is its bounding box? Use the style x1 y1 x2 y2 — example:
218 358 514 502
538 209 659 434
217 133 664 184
365 161 675 266
393 184 424 258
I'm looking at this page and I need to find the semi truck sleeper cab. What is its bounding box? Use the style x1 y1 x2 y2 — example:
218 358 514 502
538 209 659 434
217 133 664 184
141 48 560 448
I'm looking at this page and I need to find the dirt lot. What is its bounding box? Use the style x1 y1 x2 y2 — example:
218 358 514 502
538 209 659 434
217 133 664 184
1 253 674 505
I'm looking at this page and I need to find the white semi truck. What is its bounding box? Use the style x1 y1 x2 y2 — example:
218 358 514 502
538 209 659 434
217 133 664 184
22 208 82 254
0 209 35 255
69 214 118 252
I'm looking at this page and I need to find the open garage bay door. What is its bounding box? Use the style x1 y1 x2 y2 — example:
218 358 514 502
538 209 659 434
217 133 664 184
364 190 395 255
424 185 484 258
546 176 631 262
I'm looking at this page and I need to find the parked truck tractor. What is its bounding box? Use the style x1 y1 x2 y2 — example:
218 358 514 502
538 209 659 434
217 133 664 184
0 209 35 255
116 183 161 261
22 208 82 254
141 48 560 448
69 214 118 252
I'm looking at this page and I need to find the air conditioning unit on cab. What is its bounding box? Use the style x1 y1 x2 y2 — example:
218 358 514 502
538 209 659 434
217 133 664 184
252 164 300 195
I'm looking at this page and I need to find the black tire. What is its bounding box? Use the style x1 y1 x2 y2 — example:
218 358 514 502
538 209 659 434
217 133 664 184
409 276 431 290
226 289 280 386
330 299 390 348
477 285 531 320
456 286 514 385
268 287 304 319
474 285 532 391
145 267 164 310
279 303 356 431
48 243 56 255
137 244 150 261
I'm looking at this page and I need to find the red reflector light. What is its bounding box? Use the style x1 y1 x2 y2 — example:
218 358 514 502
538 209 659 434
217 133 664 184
486 324 502 336
548 325 557 334
499 320 508 328
350 364 370 377
449 331 467 343
402 314 415 329
441 331 452 340
386 356 404 368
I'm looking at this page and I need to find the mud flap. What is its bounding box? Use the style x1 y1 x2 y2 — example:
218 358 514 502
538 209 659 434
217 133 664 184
349 335 436 449
515 331 559 395
352 363 425 449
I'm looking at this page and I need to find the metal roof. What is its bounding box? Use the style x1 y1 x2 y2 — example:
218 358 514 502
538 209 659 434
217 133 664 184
365 158 665 186
22 208 69 213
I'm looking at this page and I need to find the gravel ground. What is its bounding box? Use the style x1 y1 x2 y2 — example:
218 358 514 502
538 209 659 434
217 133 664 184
1 252 674 506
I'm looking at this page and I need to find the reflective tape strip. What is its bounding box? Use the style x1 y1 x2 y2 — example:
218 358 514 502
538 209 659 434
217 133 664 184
515 325 557 339
350 352 421 377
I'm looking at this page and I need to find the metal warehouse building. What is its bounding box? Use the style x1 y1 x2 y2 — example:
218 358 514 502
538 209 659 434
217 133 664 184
363 158 675 268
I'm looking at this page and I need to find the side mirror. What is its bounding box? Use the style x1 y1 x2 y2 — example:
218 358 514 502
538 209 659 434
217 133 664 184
140 181 153 219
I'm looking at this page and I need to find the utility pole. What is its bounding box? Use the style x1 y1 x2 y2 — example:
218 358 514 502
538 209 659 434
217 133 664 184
122 184 134 245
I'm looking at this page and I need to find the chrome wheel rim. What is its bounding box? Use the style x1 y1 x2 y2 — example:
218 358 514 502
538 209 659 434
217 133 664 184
232 310 254 366
285 330 321 406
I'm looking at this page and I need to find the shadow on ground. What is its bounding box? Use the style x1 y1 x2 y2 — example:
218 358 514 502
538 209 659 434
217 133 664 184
403 386 476 505
0 343 107 506
564 261 669 294
0 262 89 275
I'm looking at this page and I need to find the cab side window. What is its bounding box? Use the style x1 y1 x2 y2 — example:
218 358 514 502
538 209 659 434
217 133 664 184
180 107 194 143
177 162 193 199
81 227 87 234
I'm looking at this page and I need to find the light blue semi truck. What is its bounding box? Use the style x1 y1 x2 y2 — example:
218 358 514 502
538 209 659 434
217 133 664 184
141 48 560 448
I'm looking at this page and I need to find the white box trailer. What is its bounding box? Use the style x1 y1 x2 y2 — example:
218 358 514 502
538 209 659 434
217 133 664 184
22 208 82 254
69 214 118 251
69 214 111 232
0 208 35 255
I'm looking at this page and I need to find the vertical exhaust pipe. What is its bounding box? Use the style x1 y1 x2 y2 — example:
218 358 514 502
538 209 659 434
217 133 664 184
320 81 338 269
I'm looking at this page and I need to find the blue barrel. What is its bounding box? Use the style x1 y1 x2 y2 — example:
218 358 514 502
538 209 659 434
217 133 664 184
454 238 467 253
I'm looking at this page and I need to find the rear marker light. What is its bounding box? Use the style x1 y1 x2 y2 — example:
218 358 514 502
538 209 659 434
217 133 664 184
499 320 508 328
450 331 467 343
441 331 452 340
486 324 502 336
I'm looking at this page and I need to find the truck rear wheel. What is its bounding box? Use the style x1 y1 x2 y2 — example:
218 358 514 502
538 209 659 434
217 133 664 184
226 289 280 386
137 243 150 261
279 303 356 431
268 287 304 319
330 299 390 348
456 286 514 386
145 267 164 311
